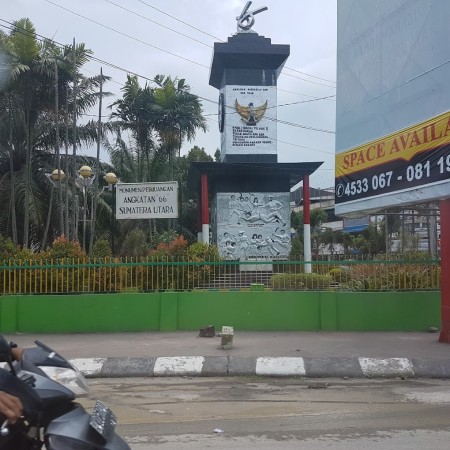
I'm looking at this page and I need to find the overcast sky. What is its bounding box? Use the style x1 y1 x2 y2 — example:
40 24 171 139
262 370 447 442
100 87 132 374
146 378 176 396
2 0 337 189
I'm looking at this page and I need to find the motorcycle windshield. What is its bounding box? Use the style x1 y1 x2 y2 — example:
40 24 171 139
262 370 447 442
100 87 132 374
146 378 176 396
46 435 93 450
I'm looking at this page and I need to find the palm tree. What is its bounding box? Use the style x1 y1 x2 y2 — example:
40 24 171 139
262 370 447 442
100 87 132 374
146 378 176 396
103 131 167 250
152 75 207 176
108 74 207 240
0 18 110 249
109 75 157 183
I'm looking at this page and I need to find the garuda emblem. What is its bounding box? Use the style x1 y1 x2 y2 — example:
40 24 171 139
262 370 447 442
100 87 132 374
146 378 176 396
235 99 267 126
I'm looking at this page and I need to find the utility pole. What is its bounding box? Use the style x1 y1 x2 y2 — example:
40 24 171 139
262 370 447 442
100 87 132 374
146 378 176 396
55 57 64 236
89 68 103 255
71 38 78 242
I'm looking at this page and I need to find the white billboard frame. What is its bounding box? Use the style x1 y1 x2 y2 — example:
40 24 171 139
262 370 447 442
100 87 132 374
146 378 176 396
335 0 450 217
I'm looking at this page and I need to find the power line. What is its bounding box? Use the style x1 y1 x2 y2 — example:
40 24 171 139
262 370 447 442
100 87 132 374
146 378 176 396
266 116 335 134
204 116 335 154
104 0 211 48
134 0 336 85
44 0 335 88
278 88 336 101
202 94 336 117
116 0 335 88
43 0 210 69
0 20 335 135
270 95 336 109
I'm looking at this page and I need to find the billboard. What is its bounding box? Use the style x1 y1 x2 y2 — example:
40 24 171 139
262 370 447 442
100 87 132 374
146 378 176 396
220 85 276 160
335 0 450 216
213 192 291 261
116 182 178 220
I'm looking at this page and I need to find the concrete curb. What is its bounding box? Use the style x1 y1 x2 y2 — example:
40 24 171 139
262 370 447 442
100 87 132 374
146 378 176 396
70 356 450 379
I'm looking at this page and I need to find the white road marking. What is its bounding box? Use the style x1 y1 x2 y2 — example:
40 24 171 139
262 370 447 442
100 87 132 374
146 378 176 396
154 356 205 375
256 357 306 376
359 357 414 377
70 358 107 376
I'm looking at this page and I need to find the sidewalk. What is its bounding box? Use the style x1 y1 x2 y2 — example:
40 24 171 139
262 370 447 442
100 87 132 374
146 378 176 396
5 331 450 378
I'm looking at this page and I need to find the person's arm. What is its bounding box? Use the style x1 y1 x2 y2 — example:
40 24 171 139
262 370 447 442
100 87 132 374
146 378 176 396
10 347 23 362
0 391 23 424
0 343 24 423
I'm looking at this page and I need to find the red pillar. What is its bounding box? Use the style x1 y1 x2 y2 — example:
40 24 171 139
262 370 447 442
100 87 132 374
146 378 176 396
439 198 450 343
196 193 202 241
303 174 312 273
303 175 310 225
201 174 209 244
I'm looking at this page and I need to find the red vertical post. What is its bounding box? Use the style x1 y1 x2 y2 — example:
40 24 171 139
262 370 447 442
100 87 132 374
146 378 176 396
196 192 202 242
439 198 450 343
303 175 310 225
303 174 312 273
201 175 209 245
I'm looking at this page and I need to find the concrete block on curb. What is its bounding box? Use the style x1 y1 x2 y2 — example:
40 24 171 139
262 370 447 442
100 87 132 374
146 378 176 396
100 357 156 377
201 356 229 376
228 356 257 376
411 358 450 378
304 357 363 378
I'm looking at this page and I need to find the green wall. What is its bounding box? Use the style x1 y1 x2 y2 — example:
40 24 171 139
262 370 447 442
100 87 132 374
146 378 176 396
0 290 441 333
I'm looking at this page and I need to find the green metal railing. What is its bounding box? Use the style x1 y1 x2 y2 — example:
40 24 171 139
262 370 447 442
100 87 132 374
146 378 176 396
0 257 441 294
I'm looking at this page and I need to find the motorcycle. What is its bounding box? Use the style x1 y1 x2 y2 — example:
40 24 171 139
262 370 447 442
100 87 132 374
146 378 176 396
0 335 130 449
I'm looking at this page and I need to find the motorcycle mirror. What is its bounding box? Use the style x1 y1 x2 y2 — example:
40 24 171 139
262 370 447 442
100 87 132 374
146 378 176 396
0 335 12 363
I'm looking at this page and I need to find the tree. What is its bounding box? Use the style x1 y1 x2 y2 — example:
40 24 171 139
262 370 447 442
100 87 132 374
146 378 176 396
320 227 340 258
353 223 385 256
108 74 208 242
152 75 207 172
0 18 109 249
292 208 328 235
109 75 157 183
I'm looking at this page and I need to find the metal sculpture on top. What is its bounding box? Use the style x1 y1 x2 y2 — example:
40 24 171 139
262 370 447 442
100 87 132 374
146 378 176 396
236 1 268 33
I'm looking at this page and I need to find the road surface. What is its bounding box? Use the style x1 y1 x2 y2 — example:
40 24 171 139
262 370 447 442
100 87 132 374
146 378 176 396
80 376 450 449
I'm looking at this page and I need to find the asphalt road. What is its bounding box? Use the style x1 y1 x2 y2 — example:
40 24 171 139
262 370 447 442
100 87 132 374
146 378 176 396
79 376 450 449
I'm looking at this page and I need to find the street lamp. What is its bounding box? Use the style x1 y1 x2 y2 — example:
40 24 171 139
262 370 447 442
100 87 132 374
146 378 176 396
49 169 66 183
103 172 119 191
76 166 95 251
46 166 119 250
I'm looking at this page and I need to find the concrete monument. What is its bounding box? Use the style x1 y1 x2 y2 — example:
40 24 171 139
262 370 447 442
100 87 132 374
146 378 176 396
189 2 322 264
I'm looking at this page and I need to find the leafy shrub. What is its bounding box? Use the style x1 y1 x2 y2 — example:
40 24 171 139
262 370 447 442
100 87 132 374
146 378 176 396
0 235 33 263
145 236 218 290
289 236 303 261
43 236 86 261
271 273 332 290
119 229 149 257
188 242 219 261
339 262 440 291
91 239 113 259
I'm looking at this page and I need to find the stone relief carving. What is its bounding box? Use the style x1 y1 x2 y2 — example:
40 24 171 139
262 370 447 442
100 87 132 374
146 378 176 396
215 192 291 261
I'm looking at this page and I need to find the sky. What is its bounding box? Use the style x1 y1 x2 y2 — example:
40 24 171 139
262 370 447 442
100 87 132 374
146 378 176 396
1 0 337 189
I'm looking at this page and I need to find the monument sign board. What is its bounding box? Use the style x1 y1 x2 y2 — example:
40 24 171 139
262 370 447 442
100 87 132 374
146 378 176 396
115 181 178 220
220 85 277 160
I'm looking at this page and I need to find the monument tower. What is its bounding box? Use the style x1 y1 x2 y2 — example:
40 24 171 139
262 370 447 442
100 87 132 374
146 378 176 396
190 2 322 263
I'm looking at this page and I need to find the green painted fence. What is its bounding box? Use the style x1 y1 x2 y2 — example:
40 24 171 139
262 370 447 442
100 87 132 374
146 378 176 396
0 290 440 333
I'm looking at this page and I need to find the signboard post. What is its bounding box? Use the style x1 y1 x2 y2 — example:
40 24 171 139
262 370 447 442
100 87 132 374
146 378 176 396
439 198 450 343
